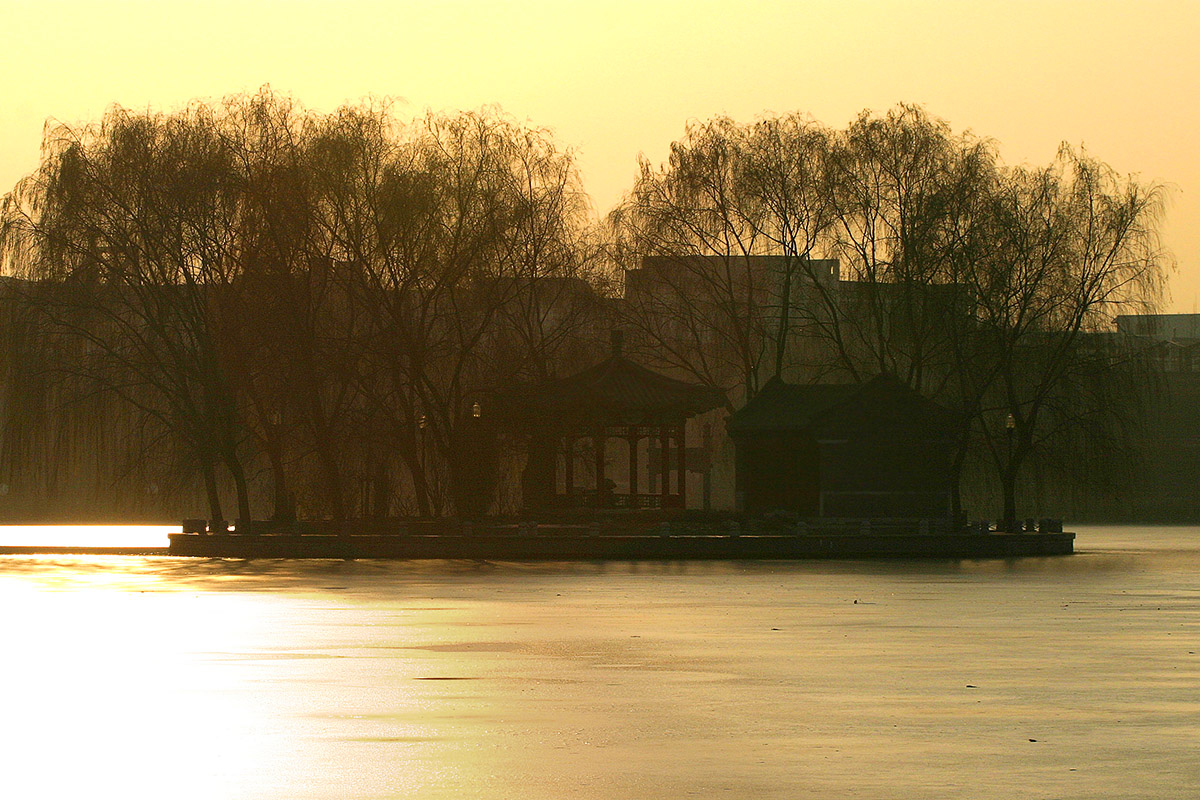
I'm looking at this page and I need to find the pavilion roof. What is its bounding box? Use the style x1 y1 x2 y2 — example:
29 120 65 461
502 352 727 423
727 374 959 440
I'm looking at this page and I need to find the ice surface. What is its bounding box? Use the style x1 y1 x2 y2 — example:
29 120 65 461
0 525 1197 799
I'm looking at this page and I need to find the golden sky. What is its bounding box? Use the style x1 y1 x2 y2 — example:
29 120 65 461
3 0 1198 309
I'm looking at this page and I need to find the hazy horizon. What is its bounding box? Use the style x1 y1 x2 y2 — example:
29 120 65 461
3 0 1198 308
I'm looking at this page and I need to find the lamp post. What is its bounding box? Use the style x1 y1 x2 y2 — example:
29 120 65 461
464 400 486 517
1005 412 1016 532
417 411 427 470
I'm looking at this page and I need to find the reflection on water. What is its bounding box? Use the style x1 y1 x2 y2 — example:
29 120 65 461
0 526 1198 799
0 524 177 547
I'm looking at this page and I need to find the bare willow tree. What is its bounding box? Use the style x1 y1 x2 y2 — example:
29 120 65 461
309 106 596 517
814 106 1002 515
0 103 254 524
213 92 337 522
969 147 1168 530
611 115 835 402
0 92 1168 524
815 105 997 393
1 90 600 522
611 105 1168 524
611 107 994 398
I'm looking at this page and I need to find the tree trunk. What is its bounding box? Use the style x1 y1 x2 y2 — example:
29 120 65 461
398 430 433 517
201 457 224 529
371 455 390 519
409 455 433 517
1000 429 1031 532
1000 458 1019 533
307 401 347 523
266 443 294 521
314 443 346 523
949 419 973 523
949 449 965 521
774 269 792 378
224 451 253 529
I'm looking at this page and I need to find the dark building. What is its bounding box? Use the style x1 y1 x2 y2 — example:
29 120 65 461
1107 313 1200 521
727 374 959 519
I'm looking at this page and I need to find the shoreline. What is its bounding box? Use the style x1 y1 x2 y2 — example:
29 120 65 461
0 545 171 556
165 530 1075 560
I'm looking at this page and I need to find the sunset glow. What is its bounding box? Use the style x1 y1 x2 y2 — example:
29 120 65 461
2 1 1198 304
2 5 1199 796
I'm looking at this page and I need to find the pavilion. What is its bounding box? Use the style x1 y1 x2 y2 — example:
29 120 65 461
502 332 726 511
727 374 960 519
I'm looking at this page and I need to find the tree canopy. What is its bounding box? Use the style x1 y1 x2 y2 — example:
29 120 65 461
0 93 1172 524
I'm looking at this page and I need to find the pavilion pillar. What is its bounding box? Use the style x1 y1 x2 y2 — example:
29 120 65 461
627 433 639 506
675 424 687 507
659 426 670 506
594 428 607 506
563 436 574 497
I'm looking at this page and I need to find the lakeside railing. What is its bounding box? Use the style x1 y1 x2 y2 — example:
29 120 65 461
180 514 1061 539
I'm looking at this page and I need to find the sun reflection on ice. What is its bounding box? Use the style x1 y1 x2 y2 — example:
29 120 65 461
0 578 275 799
2 528 1198 799
0 524 177 548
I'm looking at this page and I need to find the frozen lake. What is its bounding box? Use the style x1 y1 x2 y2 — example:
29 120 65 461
0 525 1197 799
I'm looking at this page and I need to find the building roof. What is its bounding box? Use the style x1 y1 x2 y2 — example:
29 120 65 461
1117 313 1200 341
499 334 727 424
727 374 959 440
537 355 726 416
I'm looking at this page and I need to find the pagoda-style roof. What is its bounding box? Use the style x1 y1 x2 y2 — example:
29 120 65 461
727 374 958 441
534 355 726 416
501 336 727 424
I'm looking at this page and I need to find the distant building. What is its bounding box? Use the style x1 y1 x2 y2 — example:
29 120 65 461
1117 313 1200 374
618 254 980 513
1106 313 1200 520
624 254 839 298
1117 313 1200 341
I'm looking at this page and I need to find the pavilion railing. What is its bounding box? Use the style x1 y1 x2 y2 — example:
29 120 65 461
555 490 683 510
